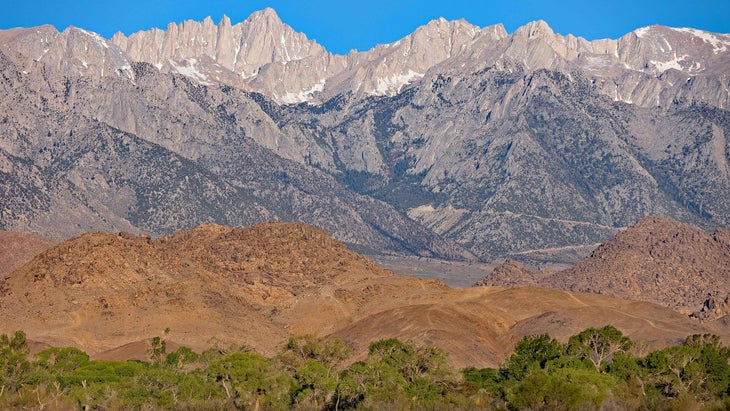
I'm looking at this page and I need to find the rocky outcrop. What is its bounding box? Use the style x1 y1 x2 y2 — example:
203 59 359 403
554 217 730 310
691 295 730 321
473 259 540 287
474 217 730 311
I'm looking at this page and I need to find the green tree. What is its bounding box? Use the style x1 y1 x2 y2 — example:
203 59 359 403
35 347 90 375
292 358 338 408
336 338 456 409
280 335 353 409
33 346 91 402
462 366 501 394
63 360 148 409
502 334 565 380
644 334 730 401
336 359 410 409
164 346 200 370
280 334 352 376
62 360 147 386
129 366 219 409
506 367 616 410
207 350 292 410
0 331 33 392
367 338 451 384
149 336 167 365
568 325 632 372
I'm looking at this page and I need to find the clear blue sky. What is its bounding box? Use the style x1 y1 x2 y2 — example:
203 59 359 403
2 0 729 54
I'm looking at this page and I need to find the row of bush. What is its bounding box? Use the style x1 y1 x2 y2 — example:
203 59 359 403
1 325 729 409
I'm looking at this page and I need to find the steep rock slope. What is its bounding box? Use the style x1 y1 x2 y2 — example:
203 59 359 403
476 217 730 311
1 11 730 264
0 223 719 368
555 216 730 311
111 9 507 104
270 66 729 261
0 27 471 260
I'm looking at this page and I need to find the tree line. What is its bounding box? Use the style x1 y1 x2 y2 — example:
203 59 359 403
1 325 729 409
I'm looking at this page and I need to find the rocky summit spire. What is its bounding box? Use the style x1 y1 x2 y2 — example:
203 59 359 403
104 9 730 107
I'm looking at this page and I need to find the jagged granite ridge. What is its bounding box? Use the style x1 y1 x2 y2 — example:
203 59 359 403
1 10 729 264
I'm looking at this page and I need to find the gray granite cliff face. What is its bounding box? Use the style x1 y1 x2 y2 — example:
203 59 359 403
1 11 728 264
110 13 730 109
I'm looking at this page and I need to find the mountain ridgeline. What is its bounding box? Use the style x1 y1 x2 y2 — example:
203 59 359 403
0 9 729 264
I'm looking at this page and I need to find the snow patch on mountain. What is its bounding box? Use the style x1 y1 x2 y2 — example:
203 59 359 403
169 58 213 85
279 79 326 104
672 27 730 54
371 70 424 96
651 54 689 73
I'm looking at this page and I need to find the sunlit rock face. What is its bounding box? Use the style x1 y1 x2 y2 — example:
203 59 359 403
1 10 729 265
